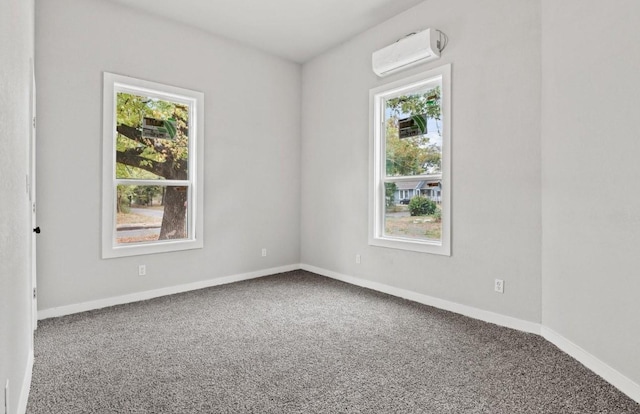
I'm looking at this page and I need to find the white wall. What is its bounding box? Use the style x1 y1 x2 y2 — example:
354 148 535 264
35 0 301 311
541 0 640 387
301 0 542 322
0 0 35 412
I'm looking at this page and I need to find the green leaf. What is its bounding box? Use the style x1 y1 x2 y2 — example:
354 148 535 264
163 119 177 139
411 114 427 134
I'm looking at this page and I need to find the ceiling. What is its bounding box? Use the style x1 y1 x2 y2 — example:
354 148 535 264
107 0 426 63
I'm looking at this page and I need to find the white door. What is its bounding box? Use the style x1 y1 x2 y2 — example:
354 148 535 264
29 58 38 331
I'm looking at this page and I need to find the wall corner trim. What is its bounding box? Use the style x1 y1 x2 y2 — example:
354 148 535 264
300 263 541 334
37 264 300 320
541 326 640 404
17 350 34 414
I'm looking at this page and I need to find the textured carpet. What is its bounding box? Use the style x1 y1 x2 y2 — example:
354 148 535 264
27 270 640 413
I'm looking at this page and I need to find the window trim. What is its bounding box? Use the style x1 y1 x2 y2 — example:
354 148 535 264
368 64 451 255
101 72 204 258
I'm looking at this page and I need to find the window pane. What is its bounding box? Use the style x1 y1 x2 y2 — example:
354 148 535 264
385 83 442 177
384 181 442 242
115 92 189 180
116 184 189 245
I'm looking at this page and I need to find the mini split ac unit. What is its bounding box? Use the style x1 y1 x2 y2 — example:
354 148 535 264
372 28 445 77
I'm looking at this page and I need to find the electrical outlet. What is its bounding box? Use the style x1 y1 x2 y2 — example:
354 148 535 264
355 254 361 264
138 265 146 276
261 248 267 257
494 279 504 294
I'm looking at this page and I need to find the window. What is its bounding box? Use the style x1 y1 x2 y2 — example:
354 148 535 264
400 190 412 200
369 64 451 255
102 73 204 258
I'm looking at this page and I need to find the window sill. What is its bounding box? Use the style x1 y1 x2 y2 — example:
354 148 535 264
368 235 450 256
102 238 203 259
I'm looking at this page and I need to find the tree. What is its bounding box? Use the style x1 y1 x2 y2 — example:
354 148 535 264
385 182 397 207
385 86 442 177
115 93 190 240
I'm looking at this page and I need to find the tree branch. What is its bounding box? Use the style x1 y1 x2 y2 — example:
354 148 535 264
116 125 146 145
116 124 188 180
116 148 166 178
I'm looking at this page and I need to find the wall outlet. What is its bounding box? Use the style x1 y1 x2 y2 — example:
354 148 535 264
494 279 504 294
261 248 267 257
355 254 361 264
138 265 146 276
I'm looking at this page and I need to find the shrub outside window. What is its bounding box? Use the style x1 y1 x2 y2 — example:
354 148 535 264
369 65 451 255
102 73 204 258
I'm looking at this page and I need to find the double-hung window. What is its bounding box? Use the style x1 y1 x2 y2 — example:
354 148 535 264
369 64 451 255
102 73 204 258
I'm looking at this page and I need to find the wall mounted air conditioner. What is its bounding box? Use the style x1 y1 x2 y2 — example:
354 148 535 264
372 28 445 77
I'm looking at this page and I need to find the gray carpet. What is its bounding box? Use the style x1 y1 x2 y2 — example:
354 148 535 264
27 270 640 413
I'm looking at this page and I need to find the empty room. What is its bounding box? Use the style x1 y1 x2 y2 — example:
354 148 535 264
1 0 639 412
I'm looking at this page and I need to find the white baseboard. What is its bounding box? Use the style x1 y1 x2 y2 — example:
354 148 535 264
38 264 300 320
301 264 541 334
17 350 33 414
542 326 640 404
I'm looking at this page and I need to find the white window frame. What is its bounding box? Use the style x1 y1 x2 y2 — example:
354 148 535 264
369 64 451 255
102 72 204 258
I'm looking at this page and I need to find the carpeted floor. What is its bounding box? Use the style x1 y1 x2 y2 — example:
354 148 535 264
27 270 640 413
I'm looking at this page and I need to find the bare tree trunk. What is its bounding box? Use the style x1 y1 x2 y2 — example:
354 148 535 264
159 186 188 239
